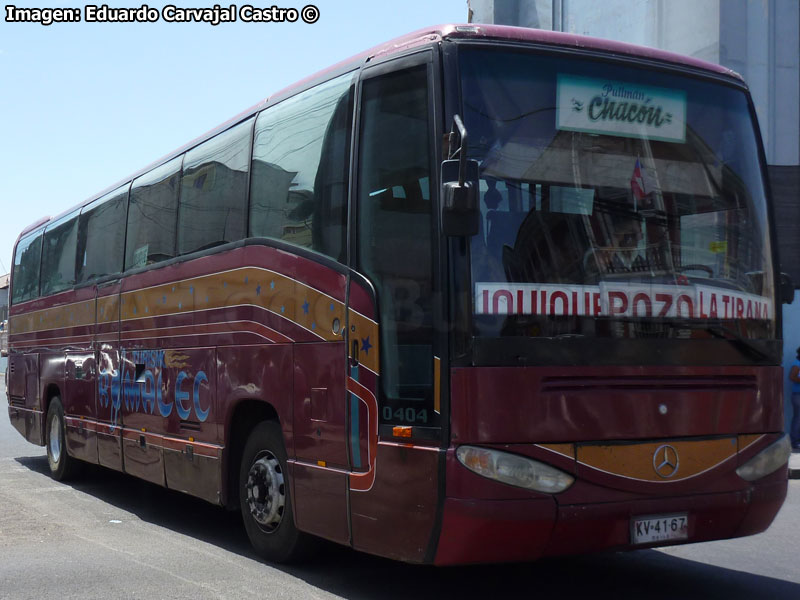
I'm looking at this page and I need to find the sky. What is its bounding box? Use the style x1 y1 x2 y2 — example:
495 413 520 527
0 0 469 275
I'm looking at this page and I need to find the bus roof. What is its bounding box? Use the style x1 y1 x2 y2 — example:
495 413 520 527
17 23 741 241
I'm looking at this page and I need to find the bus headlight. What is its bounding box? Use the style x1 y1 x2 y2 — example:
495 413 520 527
736 434 791 482
456 445 574 493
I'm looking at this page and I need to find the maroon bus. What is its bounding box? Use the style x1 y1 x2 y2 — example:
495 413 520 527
6 24 793 564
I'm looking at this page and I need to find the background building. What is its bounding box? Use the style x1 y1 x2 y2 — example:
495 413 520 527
467 0 800 429
0 273 8 374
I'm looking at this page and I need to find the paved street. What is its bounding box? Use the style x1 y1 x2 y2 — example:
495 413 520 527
1 376 799 600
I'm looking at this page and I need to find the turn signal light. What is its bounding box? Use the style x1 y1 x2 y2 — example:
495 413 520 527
392 426 412 438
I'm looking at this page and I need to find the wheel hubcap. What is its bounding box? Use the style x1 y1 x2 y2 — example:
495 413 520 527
246 451 285 532
49 415 61 463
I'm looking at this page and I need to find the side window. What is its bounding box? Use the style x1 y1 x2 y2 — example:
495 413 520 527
178 119 253 255
126 156 182 270
40 212 80 296
357 64 436 427
11 232 43 304
250 71 354 262
76 185 128 283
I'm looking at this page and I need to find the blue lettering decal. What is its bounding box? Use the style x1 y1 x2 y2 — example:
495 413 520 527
175 371 191 420
123 368 140 412
193 371 210 422
98 372 109 408
141 370 156 414
157 370 173 417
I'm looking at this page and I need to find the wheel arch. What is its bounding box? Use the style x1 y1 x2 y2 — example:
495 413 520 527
223 398 282 510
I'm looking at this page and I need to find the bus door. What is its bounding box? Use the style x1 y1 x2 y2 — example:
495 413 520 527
346 51 443 561
95 279 123 471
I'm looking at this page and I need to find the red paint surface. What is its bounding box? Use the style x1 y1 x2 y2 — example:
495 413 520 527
451 366 783 444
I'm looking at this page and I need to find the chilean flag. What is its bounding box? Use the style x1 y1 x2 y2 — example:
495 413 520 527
630 158 646 208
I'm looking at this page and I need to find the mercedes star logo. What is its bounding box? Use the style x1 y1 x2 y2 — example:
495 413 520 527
653 444 679 478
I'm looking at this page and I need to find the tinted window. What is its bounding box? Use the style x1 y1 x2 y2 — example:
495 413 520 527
77 185 128 283
40 211 79 296
11 231 43 304
460 48 775 342
178 119 253 255
357 65 435 427
126 156 182 269
250 72 353 261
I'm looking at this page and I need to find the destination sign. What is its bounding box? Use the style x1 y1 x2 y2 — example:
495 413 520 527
475 282 771 321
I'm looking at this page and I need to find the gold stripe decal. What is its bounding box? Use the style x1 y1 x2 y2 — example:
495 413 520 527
120 267 345 341
577 437 738 482
536 443 575 460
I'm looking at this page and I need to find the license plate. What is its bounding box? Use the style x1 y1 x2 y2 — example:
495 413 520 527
631 513 688 544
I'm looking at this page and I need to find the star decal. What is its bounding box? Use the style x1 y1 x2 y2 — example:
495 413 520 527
270 280 275 290
361 336 372 355
256 284 261 296
302 300 310 314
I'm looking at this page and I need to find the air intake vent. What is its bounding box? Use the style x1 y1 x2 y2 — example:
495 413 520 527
540 375 757 393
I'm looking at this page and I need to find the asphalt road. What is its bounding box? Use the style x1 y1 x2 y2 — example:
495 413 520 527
1 377 799 600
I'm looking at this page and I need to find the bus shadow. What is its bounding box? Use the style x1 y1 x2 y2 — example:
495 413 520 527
15 455 252 555
14 455 800 600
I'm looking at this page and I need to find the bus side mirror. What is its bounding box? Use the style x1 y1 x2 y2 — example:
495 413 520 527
441 114 479 237
442 159 479 237
780 272 794 304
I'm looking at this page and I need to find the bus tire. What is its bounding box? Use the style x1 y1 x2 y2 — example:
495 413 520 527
239 420 312 563
45 397 79 481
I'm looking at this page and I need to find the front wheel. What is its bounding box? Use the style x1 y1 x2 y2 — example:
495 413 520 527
46 398 79 481
239 421 312 563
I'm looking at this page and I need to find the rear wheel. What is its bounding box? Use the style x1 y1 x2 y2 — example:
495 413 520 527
239 421 312 563
46 398 79 481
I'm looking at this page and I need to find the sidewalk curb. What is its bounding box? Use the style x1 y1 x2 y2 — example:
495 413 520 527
789 453 800 480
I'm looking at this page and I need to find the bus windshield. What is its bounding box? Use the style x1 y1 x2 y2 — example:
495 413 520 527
460 47 775 342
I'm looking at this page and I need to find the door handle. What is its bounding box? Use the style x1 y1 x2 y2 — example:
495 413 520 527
350 339 359 367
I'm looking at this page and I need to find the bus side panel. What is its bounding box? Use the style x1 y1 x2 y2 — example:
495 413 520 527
349 443 440 563
64 351 98 464
96 285 123 471
7 352 38 443
7 352 26 399
292 341 349 544
24 354 42 444
40 349 65 418
162 347 220 505
62 286 100 464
